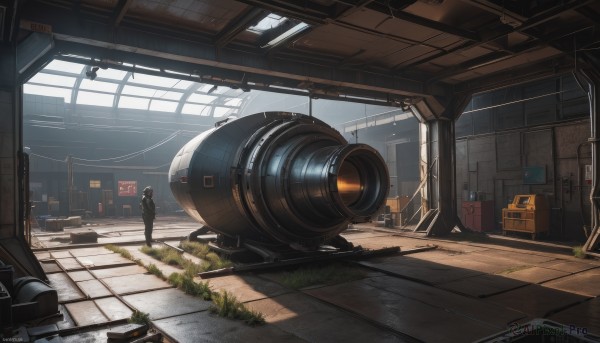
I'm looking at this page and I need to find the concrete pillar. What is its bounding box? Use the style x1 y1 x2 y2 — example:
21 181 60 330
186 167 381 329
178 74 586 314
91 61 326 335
579 68 600 253
411 94 470 235
414 118 459 235
0 49 19 241
0 36 46 279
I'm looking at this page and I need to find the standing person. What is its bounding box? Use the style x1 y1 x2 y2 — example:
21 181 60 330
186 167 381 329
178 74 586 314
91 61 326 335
140 186 156 247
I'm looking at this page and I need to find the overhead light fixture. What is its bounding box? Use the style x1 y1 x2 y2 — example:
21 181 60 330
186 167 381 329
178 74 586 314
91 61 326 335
264 22 310 48
85 66 99 80
207 85 218 94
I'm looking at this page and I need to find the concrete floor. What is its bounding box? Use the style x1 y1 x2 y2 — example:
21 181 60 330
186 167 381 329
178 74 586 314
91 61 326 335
27 216 600 342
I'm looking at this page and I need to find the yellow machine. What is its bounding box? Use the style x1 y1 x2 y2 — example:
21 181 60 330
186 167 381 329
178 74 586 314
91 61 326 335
502 194 549 239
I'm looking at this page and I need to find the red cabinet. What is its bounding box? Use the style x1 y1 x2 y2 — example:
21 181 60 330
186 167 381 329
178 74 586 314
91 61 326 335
461 201 495 232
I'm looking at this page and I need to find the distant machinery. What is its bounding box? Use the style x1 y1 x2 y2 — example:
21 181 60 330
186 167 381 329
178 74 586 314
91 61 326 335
169 112 389 253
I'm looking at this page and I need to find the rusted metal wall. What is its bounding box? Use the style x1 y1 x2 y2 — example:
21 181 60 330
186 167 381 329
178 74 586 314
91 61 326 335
456 122 590 240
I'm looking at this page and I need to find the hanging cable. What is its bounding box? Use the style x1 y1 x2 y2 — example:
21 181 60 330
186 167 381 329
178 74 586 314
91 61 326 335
72 161 172 170
29 153 66 163
71 130 180 162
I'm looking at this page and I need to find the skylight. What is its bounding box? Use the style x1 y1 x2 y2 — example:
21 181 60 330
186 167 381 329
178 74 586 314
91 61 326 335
119 96 150 110
122 85 157 97
150 100 178 112
225 98 242 107
44 60 85 74
79 79 119 93
150 90 183 101
264 22 310 47
171 80 194 90
24 84 72 103
213 107 232 117
24 58 249 118
128 74 180 88
77 91 114 107
188 93 217 104
97 68 128 80
29 73 76 88
248 14 287 34
182 103 210 116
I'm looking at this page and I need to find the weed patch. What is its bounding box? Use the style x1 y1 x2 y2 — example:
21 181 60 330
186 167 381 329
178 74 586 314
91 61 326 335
210 290 265 326
277 262 366 289
573 246 587 259
128 310 150 325
105 244 133 260
178 240 233 271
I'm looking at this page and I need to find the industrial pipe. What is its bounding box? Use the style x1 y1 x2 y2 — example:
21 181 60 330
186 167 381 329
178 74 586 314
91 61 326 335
169 112 389 250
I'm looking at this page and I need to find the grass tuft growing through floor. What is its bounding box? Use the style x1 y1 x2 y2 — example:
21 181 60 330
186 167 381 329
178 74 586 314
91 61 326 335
128 310 151 326
573 246 587 259
210 290 265 326
146 263 165 280
105 244 133 260
276 262 367 290
167 272 213 300
178 240 233 271
498 265 532 274
115 242 266 326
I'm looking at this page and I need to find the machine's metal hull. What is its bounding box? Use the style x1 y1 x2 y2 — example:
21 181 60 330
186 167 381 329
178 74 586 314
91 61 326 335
169 112 389 250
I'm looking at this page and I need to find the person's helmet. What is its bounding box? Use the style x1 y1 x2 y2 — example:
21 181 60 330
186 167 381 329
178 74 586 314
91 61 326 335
143 186 153 195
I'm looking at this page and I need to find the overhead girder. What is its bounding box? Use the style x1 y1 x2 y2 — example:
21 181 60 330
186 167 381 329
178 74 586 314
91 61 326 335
214 7 269 49
20 3 444 105
111 0 133 28
394 0 596 73
16 32 56 84
49 41 404 108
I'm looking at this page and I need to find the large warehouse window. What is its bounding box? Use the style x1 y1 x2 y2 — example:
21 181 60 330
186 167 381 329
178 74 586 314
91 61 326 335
23 58 250 117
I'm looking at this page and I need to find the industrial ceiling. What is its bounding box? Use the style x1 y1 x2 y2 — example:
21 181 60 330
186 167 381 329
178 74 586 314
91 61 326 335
11 0 599 112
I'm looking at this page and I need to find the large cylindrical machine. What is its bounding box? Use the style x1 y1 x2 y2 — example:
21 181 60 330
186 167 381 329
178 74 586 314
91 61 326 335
169 112 389 250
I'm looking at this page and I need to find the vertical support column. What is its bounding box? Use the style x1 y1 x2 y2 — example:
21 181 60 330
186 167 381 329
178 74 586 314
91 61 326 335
414 118 458 235
385 135 398 197
411 94 470 236
0 37 46 279
0 48 18 242
579 68 600 253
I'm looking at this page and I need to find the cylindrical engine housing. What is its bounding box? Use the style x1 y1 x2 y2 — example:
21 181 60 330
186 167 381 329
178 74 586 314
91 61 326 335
169 112 389 249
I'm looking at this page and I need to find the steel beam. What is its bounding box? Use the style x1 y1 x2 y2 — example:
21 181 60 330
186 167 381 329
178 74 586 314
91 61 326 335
111 0 133 27
410 93 471 236
395 0 595 72
366 2 480 42
20 3 433 100
0 41 47 280
579 67 600 253
214 7 268 48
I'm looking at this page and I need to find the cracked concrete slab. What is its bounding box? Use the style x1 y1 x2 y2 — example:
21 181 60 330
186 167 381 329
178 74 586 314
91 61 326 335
101 274 171 295
304 278 501 342
153 310 308 343
542 268 600 297
47 273 85 303
122 288 211 320
77 279 112 298
485 284 590 317
500 266 570 284
359 256 484 285
247 292 411 342
437 273 530 298
64 301 108 326
94 297 133 321
90 265 148 279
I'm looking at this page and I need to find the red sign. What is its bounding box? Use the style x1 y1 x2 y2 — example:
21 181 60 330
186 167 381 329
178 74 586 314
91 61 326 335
118 181 138 197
